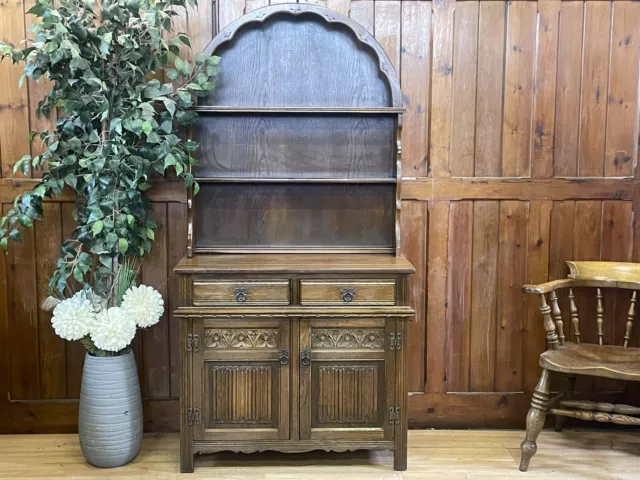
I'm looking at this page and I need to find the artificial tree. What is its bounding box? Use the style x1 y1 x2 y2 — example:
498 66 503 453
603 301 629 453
0 0 217 305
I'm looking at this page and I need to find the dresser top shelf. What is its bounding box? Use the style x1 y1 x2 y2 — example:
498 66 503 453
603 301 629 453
174 254 415 274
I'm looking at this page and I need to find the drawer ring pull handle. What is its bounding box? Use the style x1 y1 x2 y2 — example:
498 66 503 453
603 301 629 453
341 288 356 303
234 288 248 303
300 349 311 367
278 350 289 366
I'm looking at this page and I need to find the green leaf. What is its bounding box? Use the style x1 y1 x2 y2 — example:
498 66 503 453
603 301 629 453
9 228 22 243
73 266 84 283
147 228 155 241
0 237 7 250
142 120 153 135
118 237 129 253
92 220 104 236
164 153 177 169
206 55 221 66
166 68 179 80
194 52 205 65
162 98 176 117
178 34 191 47
106 232 118 248
19 215 33 228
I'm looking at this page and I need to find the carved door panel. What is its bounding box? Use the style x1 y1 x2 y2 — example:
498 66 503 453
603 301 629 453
299 318 395 441
192 318 290 441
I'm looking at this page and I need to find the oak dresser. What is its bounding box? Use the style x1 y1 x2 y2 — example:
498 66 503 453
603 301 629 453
173 4 415 472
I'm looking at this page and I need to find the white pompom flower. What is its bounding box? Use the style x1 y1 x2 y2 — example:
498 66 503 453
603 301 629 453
51 293 96 341
90 307 137 352
121 285 164 328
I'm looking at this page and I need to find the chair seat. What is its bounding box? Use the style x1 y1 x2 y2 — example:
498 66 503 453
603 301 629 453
540 342 640 381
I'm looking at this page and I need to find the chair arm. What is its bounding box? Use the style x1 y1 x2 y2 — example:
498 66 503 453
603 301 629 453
522 279 575 295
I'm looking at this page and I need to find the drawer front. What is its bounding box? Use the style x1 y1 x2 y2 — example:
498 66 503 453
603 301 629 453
193 280 290 306
300 279 396 306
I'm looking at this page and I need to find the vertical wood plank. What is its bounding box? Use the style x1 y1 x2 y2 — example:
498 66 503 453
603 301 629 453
523 200 551 392
425 202 449 393
450 1 478 177
350 0 374 35
600 201 633 391
475 0 506 177
3 204 39 399
547 200 575 356
299 0 327 7
219 0 245 30
469 201 499 392
554 1 584 177
187 0 214 54
601 200 633 345
605 2 640 177
445 201 472 392
572 200 603 368
36 203 66 399
327 0 350 16
401 200 427 393
401 0 431 177
0 0 29 178
374 1 401 74
24 0 56 178
548 201 575 281
0 204 8 408
61 203 84 398
168 202 188 398
531 1 560 179
429 0 454 178
579 1 611 177
140 203 170 398
245 0 269 13
501 1 536 178
495 200 528 392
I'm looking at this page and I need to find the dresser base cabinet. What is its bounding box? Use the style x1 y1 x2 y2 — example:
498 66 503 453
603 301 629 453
174 254 414 472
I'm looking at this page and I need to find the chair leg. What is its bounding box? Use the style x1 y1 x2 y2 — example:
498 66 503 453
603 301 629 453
520 369 551 472
554 374 576 432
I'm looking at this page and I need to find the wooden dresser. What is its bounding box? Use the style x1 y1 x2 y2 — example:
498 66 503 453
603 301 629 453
173 4 414 472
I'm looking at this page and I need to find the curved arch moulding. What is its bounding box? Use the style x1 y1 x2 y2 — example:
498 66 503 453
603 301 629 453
199 4 403 109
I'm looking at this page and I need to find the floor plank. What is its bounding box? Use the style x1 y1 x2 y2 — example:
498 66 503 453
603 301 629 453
0 430 638 479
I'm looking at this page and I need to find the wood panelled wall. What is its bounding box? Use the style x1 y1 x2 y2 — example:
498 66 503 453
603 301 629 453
1 0 640 432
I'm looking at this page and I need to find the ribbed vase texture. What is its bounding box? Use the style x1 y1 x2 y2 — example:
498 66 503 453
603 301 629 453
78 351 143 468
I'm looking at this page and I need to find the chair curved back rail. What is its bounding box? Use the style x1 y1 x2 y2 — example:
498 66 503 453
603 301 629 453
523 262 639 350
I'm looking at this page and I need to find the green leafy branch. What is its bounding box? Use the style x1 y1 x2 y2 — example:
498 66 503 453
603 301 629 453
0 0 219 297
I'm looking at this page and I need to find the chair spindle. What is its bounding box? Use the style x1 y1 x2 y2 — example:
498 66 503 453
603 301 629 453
539 294 559 350
569 288 580 344
549 291 565 346
596 288 604 345
624 291 637 348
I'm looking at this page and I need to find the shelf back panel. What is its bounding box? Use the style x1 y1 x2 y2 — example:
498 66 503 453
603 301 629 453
194 183 394 249
200 12 393 108
193 114 395 178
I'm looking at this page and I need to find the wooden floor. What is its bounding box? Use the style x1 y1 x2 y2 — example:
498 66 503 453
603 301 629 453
1 430 639 479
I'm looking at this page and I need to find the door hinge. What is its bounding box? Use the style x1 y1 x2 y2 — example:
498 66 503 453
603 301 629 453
186 333 199 352
388 406 401 425
187 407 200 426
389 332 402 350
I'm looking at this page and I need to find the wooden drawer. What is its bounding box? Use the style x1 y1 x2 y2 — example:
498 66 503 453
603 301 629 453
300 279 396 306
193 280 290 306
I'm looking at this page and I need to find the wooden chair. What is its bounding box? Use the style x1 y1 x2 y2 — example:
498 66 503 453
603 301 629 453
519 261 640 472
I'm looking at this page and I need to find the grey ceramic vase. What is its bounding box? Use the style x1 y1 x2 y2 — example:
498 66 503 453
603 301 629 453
78 350 143 468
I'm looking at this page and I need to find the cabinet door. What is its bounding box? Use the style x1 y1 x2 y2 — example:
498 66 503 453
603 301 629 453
192 318 290 441
299 319 395 441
